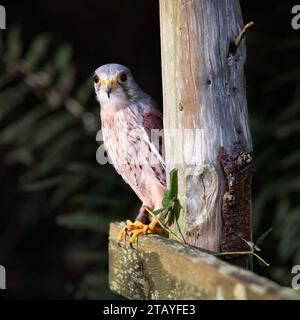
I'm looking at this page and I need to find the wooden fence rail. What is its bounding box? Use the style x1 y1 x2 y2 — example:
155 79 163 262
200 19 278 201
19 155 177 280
109 223 300 300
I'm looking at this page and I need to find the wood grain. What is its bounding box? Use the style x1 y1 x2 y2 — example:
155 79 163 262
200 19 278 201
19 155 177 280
159 0 253 267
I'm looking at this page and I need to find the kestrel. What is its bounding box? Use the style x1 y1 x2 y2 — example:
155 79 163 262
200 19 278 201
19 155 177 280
94 64 166 245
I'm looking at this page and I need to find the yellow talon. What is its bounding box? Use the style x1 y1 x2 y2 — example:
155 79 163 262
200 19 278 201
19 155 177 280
117 217 164 246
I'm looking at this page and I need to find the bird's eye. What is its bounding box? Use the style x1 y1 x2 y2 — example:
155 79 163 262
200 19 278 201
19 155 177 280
93 74 100 84
118 72 128 83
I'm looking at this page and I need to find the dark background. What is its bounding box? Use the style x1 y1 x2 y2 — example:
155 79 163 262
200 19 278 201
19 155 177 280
0 0 299 299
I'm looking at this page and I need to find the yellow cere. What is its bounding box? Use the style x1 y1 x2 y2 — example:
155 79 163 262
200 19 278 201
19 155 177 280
101 79 116 91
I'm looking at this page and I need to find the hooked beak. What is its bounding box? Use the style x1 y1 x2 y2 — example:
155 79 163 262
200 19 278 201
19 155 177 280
105 84 112 98
103 79 115 98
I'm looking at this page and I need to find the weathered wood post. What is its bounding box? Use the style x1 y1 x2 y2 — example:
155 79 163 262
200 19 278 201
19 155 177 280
160 0 253 268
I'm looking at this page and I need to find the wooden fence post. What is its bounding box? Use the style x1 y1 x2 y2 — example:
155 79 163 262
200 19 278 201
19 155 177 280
160 0 253 268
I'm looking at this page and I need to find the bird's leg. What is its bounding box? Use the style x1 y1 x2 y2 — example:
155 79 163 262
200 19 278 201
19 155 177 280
136 205 150 224
117 205 164 247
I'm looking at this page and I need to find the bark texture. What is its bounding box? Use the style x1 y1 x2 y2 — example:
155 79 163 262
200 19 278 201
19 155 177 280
159 0 252 265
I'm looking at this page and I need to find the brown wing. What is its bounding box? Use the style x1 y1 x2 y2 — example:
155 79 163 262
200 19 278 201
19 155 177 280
143 106 166 187
143 106 164 160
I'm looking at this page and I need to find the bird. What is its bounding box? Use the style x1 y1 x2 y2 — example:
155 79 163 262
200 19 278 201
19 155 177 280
93 63 166 245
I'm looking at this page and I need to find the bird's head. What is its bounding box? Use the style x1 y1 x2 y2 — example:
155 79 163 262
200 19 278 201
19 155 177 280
94 64 139 110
